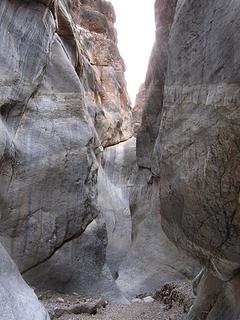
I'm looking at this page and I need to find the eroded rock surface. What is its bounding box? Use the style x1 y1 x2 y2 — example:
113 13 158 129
132 83 145 136
125 0 199 300
118 165 199 299
98 137 136 278
136 0 240 318
0 0 132 273
0 0 132 305
24 136 136 302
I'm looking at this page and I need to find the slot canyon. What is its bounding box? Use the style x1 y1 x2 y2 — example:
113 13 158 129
0 0 239 319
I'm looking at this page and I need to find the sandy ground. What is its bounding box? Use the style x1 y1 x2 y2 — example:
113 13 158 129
59 302 187 320
38 280 194 320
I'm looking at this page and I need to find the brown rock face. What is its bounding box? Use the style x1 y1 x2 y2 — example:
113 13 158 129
72 0 116 41
132 83 145 136
136 0 240 318
71 0 132 148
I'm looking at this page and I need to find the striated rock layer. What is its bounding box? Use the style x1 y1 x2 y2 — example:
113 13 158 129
136 0 240 318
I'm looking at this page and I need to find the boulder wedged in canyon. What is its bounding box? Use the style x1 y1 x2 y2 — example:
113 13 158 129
136 0 240 318
0 243 49 320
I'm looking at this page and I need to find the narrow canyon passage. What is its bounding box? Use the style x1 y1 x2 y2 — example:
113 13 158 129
0 1 240 320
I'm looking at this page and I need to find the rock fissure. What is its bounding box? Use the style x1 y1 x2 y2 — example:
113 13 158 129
21 212 95 275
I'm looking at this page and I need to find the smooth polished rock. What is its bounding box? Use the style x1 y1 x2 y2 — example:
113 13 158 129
0 0 131 274
118 168 199 299
0 243 49 320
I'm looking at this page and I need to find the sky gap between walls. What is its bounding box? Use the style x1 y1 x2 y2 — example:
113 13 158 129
108 0 155 104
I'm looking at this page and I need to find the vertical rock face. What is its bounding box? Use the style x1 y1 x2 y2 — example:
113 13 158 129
0 0 132 305
137 0 240 318
98 137 136 277
132 83 145 136
137 0 178 170
2 0 195 307
71 0 132 147
0 0 131 271
25 137 136 303
125 0 199 300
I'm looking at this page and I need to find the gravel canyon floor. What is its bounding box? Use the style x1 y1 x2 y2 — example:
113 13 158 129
61 302 186 320
39 280 193 320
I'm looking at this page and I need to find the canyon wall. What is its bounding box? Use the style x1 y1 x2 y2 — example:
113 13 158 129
0 0 132 273
132 83 145 136
0 0 133 310
0 0 198 307
136 0 240 319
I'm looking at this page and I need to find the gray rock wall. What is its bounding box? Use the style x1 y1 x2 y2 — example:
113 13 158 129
0 0 96 273
24 137 136 303
0 0 131 272
19 2 201 301
136 0 240 318
0 0 132 308
117 167 199 299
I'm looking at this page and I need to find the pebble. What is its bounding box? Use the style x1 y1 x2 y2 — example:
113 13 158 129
131 298 143 303
57 297 65 303
160 304 172 311
143 296 155 303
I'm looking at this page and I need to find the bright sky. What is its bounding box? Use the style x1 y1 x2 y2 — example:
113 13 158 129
109 0 155 104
